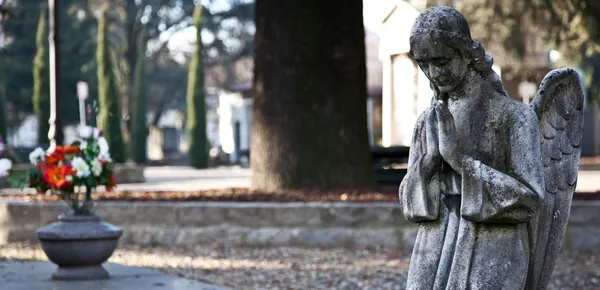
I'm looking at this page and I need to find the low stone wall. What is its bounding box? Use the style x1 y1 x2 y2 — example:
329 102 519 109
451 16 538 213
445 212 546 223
112 163 145 184
1 200 599 250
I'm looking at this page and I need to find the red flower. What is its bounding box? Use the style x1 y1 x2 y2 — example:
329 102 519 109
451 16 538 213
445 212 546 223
63 145 81 155
45 148 65 166
106 175 117 192
43 165 75 190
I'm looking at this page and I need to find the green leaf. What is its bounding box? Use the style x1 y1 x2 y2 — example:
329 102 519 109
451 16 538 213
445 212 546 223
6 171 30 189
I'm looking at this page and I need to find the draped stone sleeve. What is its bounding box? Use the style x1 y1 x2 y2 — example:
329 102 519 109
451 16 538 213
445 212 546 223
460 108 544 223
400 110 442 223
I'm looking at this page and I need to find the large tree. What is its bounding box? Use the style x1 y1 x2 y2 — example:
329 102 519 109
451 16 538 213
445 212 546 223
32 8 49 146
251 0 375 191
97 7 125 162
186 4 208 168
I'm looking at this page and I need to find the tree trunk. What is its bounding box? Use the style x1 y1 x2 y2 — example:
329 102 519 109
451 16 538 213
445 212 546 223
251 0 375 191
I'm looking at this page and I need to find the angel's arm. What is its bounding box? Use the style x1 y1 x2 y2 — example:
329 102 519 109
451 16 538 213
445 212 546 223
400 109 442 223
459 108 545 223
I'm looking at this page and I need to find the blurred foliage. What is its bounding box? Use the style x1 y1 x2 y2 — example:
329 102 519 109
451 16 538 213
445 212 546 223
425 0 600 103
93 0 254 124
97 6 126 162
0 0 98 130
426 0 600 60
0 0 254 141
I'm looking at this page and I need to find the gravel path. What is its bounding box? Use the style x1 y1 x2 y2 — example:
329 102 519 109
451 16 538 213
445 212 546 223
1 242 599 289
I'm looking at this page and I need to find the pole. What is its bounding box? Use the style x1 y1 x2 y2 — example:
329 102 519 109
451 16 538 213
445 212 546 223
77 82 88 128
48 0 63 150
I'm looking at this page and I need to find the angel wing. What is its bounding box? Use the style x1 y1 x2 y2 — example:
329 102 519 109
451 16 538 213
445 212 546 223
529 68 584 289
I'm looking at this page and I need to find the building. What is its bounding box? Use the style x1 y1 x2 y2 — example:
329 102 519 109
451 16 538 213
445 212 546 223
378 1 430 147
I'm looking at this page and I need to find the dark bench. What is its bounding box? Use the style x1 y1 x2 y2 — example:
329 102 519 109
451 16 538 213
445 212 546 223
238 146 410 185
371 146 409 185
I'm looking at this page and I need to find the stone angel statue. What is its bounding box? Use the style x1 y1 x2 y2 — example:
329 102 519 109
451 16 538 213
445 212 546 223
399 6 584 290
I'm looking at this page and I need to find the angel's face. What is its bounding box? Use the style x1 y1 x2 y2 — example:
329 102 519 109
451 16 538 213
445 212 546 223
411 37 470 93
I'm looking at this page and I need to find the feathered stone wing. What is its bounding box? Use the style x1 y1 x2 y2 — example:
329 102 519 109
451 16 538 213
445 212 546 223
529 68 584 289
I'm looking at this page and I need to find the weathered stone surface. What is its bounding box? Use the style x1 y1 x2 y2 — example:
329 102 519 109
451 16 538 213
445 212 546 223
6 228 38 242
400 6 584 290
132 204 178 226
177 205 228 227
39 203 66 225
2 200 599 251
37 215 122 281
245 228 292 246
0 261 228 290
95 204 138 226
564 226 600 250
566 202 600 225
225 206 274 227
291 228 354 247
353 229 398 247
272 206 322 227
6 203 41 226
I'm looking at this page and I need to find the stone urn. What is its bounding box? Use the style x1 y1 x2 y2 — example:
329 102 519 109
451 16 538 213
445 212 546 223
37 214 123 280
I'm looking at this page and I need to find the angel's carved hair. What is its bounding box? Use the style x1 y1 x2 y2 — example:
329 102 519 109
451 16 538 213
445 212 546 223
409 6 508 99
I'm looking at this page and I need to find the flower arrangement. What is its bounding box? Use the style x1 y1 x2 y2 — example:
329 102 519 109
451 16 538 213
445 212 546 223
0 158 11 178
10 128 117 216
0 137 13 179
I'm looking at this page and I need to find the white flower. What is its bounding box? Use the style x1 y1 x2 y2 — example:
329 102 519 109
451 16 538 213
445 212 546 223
29 147 46 165
65 175 73 182
79 125 92 138
71 157 91 178
99 152 112 163
97 137 109 156
0 158 12 171
0 158 11 177
91 158 103 177
79 126 101 139
79 140 88 152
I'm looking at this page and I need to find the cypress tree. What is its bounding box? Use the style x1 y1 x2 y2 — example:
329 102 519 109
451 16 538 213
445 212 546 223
186 5 208 168
131 36 147 163
0 86 7 142
97 7 125 162
32 9 50 146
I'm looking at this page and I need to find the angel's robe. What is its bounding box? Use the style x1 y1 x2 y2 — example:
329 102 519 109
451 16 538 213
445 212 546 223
400 94 545 290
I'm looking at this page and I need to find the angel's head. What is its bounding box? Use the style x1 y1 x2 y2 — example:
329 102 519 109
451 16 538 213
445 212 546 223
409 6 506 97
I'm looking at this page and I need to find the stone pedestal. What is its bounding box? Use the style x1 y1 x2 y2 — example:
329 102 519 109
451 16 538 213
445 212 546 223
37 214 123 280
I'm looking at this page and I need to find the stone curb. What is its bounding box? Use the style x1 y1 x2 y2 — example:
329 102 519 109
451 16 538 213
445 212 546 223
1 200 598 250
